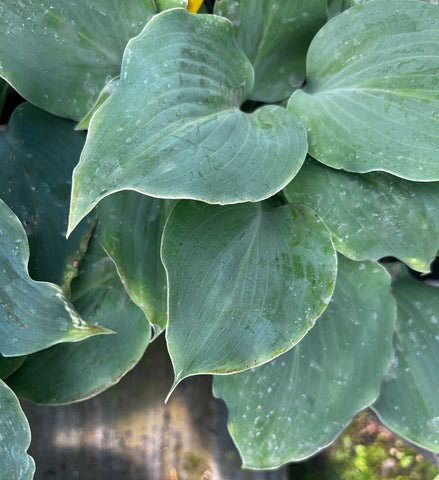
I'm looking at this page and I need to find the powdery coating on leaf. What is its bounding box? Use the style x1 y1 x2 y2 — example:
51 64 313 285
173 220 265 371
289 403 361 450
0 380 34 479
214 255 396 469
0 199 107 356
288 0 439 180
163 201 337 386
0 0 156 120
68 8 307 234
373 269 439 452
284 158 439 273
7 238 151 404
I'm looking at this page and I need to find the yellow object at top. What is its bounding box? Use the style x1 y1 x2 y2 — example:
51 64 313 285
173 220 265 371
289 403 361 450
187 0 203 13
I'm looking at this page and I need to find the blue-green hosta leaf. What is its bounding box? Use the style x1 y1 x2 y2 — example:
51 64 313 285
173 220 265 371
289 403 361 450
327 0 436 18
162 200 337 387
0 103 93 289
327 2 438 22
214 255 396 469
0 0 156 121
214 0 327 102
288 0 439 181
0 380 34 479
97 192 172 336
156 0 189 9
284 159 439 273
67 8 308 234
7 236 151 404
373 266 439 452
76 77 120 131
0 199 107 356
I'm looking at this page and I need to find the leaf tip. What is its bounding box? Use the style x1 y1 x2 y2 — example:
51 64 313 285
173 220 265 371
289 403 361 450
74 120 87 131
67 165 99 238
68 323 115 342
91 325 116 335
67 200 90 239
164 370 185 404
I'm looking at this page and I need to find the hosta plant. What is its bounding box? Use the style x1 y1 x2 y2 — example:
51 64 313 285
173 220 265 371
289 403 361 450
0 0 439 476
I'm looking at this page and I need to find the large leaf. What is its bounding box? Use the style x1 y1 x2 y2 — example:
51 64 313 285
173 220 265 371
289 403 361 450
97 192 172 336
0 199 107 356
0 0 156 121
284 158 439 273
373 266 439 452
214 0 327 102
68 8 308 234
7 235 151 404
213 255 396 469
0 380 34 479
0 103 93 289
288 0 439 181
162 200 337 387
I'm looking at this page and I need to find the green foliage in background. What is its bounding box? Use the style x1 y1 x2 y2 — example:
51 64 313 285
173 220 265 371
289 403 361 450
326 411 439 480
0 0 439 476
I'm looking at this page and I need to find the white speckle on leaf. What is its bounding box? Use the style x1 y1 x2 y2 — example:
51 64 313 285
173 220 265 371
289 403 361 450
427 417 439 433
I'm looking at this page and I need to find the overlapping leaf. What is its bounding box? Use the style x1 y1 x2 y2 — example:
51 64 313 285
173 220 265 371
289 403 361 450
0 199 107 356
213 255 395 469
373 266 439 452
0 0 156 120
68 8 308 234
156 0 189 9
0 380 34 479
0 355 26 380
288 0 439 181
162 200 337 387
97 192 172 336
326 0 346 18
0 103 93 289
7 236 151 404
214 0 327 102
284 159 439 273
326 0 367 18
76 77 119 131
